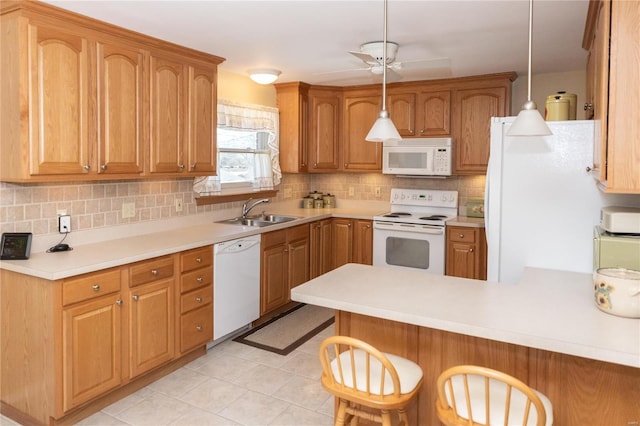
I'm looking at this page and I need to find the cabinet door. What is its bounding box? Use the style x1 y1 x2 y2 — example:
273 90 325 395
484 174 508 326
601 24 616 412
276 82 309 173
187 64 217 174
388 92 417 137
149 55 186 174
261 242 289 315
28 24 90 175
310 219 333 278
129 279 175 378
353 219 373 265
453 87 506 174
447 241 477 279
96 42 144 175
288 225 310 290
62 293 122 411
332 218 353 269
309 91 341 171
343 96 383 171
417 90 451 136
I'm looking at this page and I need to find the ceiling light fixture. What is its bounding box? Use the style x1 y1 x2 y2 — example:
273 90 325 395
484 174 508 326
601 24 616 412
507 0 552 136
248 68 281 85
365 0 401 143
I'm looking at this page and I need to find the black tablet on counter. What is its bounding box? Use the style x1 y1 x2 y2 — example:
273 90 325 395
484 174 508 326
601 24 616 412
1 232 33 260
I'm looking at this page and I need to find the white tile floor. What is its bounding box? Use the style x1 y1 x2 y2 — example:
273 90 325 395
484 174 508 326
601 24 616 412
1 326 335 426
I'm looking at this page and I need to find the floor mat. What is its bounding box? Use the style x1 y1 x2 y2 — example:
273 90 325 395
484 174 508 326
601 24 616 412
233 304 334 355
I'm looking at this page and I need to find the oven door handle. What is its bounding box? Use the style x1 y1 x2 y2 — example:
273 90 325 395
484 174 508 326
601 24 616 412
374 222 444 235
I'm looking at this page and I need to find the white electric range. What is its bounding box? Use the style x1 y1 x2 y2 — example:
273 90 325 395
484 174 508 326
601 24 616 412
373 188 458 274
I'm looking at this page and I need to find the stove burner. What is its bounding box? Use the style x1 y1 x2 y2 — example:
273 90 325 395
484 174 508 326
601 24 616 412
383 212 412 218
419 215 448 220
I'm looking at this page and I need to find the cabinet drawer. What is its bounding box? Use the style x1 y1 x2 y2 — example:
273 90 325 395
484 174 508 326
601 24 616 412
129 256 174 287
449 228 476 243
181 246 213 272
180 267 213 293
181 285 212 314
63 269 121 306
262 229 287 248
287 223 310 241
180 304 213 352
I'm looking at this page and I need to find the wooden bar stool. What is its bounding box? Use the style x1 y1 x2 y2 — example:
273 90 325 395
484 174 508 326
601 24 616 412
319 336 423 426
436 365 553 426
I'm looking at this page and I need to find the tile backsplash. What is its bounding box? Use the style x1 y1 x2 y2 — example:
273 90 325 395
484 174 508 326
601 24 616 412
0 173 485 236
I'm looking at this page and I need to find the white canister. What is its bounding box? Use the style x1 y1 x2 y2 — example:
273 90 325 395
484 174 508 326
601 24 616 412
593 268 640 318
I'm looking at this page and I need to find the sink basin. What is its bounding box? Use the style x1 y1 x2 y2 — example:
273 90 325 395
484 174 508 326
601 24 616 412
216 214 298 227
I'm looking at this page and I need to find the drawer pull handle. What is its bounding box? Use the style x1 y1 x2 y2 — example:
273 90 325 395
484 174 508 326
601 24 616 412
196 297 203 303
116 299 123 306
151 269 158 276
196 257 202 263
197 277 204 283
83 164 91 170
92 284 100 291
100 164 107 171
459 234 464 238
196 325 203 331
132 295 139 301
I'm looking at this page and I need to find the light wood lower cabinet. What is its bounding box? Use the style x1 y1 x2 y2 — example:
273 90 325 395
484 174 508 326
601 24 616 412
310 219 333 278
0 247 213 425
445 226 487 280
260 224 311 315
332 218 373 269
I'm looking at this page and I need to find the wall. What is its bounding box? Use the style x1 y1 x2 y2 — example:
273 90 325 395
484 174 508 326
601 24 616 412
0 70 578 241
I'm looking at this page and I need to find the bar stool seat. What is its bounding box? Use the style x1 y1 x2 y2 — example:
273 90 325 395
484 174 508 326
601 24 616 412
319 336 423 426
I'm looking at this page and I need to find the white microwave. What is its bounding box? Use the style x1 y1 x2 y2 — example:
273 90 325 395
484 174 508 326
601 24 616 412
382 138 452 176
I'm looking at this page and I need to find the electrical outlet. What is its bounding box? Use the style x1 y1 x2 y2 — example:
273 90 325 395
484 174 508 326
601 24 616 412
375 187 381 197
122 202 136 218
348 186 355 197
175 198 183 212
283 188 292 199
58 215 71 233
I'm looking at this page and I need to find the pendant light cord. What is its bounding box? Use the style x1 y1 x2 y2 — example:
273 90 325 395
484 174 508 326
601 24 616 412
526 0 533 103
382 0 389 114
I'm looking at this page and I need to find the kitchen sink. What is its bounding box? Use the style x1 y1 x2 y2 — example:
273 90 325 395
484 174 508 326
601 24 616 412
216 214 298 227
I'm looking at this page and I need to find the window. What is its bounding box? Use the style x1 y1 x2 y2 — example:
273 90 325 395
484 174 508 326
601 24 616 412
194 100 280 195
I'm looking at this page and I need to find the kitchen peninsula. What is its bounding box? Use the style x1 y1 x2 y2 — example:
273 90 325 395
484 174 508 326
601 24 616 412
291 263 640 425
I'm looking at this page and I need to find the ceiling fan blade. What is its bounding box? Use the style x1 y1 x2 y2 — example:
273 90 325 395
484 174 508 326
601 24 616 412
349 50 378 64
385 68 403 83
395 57 451 71
314 66 371 76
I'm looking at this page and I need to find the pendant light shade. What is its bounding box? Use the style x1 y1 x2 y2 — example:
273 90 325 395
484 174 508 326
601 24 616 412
365 0 401 143
506 0 552 136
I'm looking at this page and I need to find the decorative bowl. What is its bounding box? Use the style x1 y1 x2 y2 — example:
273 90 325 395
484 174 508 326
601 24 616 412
593 268 640 318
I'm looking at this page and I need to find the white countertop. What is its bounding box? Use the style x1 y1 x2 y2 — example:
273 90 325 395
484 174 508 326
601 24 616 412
0 202 388 280
291 263 640 368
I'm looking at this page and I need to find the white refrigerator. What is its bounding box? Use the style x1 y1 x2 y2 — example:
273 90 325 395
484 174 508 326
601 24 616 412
485 117 640 283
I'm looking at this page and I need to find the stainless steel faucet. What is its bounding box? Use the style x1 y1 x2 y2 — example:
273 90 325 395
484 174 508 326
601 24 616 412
241 198 270 218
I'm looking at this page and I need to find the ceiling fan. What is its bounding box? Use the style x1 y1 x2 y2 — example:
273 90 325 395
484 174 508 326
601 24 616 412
319 40 450 83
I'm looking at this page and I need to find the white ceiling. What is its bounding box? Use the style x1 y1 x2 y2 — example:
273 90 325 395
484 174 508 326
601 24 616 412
42 0 589 86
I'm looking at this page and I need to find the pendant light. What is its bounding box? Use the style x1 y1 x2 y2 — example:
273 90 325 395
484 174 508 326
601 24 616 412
365 0 401 143
507 0 552 136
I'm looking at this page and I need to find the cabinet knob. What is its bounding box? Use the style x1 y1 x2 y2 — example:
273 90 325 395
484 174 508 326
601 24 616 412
584 102 593 111
314 162 318 167
347 223 351 227
92 284 100 291
469 248 474 253
420 129 426 134
151 269 158 276
301 163 306 167
284 248 289 253
116 299 123 306
83 164 91 170
197 277 204 283
191 164 196 170
132 295 139 301
178 164 185 170
344 163 348 168
196 257 202 263
366 224 371 229
196 325 203 331
409 129 414 134
100 164 107 171
586 165 598 173
459 234 464 238
196 296 203 303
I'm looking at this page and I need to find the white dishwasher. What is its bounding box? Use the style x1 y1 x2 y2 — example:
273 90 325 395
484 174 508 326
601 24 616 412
212 234 261 341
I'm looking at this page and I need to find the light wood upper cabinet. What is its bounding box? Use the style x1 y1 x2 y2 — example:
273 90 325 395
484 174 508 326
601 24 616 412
342 94 382 171
452 86 508 174
187 64 217 174
27 24 91 176
583 0 640 193
388 89 451 137
275 82 310 173
97 42 145 175
0 1 223 182
309 88 341 172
